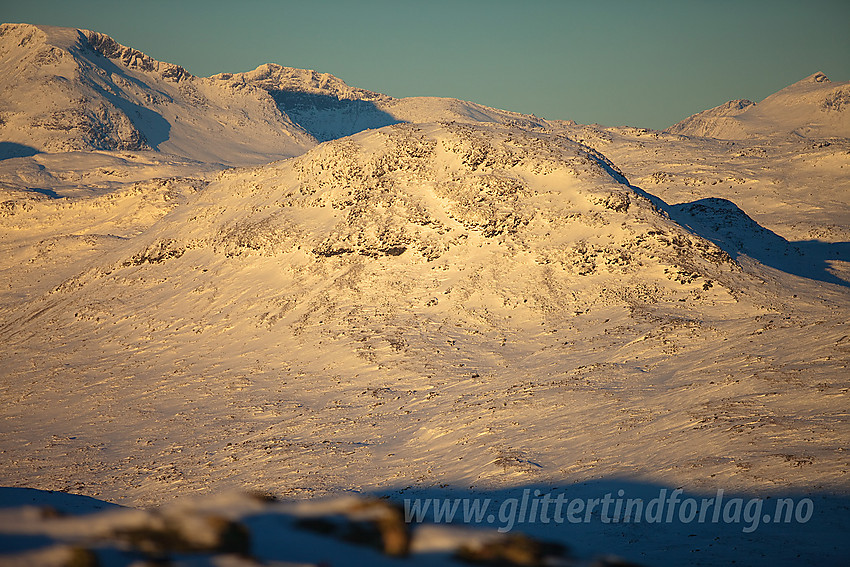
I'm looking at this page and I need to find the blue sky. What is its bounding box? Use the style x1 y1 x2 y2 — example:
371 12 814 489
4 0 849 129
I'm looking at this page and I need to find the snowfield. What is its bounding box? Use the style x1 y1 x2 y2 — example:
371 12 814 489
1 23 848 567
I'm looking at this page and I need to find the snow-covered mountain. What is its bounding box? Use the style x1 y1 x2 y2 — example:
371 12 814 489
663 99 756 138
212 62 549 142
2 24 849 567
0 24 315 165
554 114 850 291
3 119 847 504
666 72 850 139
0 23 551 164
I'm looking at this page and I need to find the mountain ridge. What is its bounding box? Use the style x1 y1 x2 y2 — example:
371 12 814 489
1 23 554 159
211 62 390 102
0 23 315 164
5 23 846 159
667 71 850 139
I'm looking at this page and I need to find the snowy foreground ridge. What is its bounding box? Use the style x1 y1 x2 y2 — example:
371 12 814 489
1 22 849 566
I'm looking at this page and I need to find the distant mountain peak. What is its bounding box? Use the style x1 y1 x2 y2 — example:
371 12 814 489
0 23 191 83
210 63 388 102
0 23 314 162
664 99 755 138
667 72 849 139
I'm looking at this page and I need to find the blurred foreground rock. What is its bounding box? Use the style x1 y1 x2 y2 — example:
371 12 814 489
0 489 643 566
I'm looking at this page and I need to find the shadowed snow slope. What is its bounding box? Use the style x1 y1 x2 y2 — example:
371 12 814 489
0 24 315 165
667 72 850 139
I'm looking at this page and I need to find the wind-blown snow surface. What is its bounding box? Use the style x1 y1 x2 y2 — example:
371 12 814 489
2 24 850 567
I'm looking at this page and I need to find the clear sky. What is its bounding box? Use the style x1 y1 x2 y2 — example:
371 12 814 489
4 0 849 129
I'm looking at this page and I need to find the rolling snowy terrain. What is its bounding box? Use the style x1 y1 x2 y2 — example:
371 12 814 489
1 23 849 566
